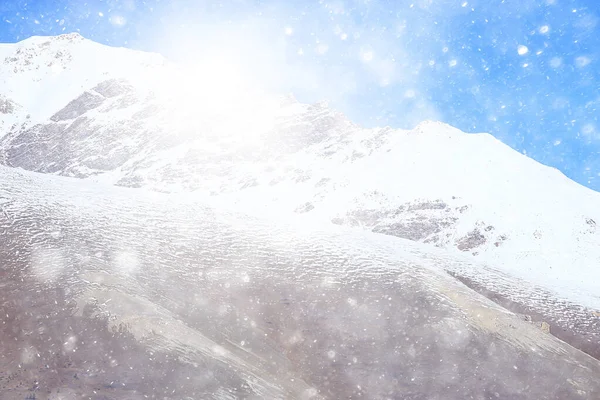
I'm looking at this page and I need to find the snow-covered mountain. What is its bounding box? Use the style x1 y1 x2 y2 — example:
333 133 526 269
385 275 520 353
3 35 600 397
1 33 600 316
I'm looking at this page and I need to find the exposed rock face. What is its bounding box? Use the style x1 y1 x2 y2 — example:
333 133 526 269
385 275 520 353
0 95 18 114
332 200 459 244
50 91 105 121
2 34 77 74
92 78 134 98
456 229 487 251
2 115 138 175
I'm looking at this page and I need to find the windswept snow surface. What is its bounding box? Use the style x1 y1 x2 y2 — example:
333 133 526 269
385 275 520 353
1 34 600 324
2 165 600 399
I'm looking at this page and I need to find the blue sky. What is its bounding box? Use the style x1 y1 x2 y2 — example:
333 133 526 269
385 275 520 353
1 0 600 190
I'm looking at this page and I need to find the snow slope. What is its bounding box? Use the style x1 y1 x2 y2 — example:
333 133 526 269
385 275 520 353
2 164 600 399
1 33 600 314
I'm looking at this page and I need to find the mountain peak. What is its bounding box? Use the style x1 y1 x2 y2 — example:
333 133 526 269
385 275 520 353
49 32 85 44
27 31 83 42
412 120 464 135
280 92 298 106
16 32 85 48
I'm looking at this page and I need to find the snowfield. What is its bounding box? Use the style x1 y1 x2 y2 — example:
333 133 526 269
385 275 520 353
1 165 600 399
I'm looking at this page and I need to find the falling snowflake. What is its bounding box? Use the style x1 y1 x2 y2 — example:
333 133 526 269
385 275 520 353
517 45 529 56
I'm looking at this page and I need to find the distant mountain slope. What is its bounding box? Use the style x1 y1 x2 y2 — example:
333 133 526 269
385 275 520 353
1 33 600 313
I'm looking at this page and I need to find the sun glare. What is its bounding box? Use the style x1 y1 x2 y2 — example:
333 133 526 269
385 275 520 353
150 54 280 147
186 59 244 107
